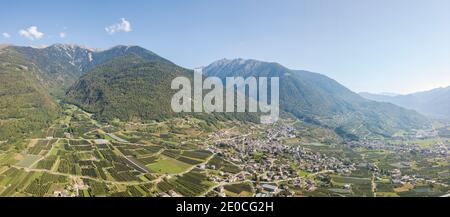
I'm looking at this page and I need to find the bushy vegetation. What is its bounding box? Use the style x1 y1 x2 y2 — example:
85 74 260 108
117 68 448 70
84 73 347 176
65 55 193 122
157 168 212 196
0 48 59 144
207 155 241 174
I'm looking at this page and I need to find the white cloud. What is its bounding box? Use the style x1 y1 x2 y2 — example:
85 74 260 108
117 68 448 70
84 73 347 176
19 26 44 40
105 18 132 34
59 32 67 38
2 32 10 38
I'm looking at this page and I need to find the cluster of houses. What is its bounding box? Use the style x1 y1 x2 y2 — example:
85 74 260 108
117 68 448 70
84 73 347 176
289 146 355 174
204 121 450 197
157 190 183 197
203 122 357 196
54 177 86 197
387 168 446 187
348 139 449 157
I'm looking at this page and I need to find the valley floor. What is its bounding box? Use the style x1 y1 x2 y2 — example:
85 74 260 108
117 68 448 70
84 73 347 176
0 104 448 197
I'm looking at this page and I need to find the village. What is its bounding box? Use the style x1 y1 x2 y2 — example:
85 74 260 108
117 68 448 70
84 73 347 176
203 122 358 196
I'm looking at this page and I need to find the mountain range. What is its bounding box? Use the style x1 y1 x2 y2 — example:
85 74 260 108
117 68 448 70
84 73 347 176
360 87 450 120
9 44 171 95
0 44 169 141
205 58 429 139
0 44 431 143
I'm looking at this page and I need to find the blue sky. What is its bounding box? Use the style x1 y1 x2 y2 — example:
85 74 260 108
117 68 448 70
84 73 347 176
1 0 449 94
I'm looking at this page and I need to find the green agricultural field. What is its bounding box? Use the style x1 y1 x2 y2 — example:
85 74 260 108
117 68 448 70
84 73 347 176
16 154 41 167
0 152 20 166
376 192 399 197
332 175 371 185
223 182 254 197
35 155 57 170
147 156 191 174
157 168 214 196
182 150 213 160
207 155 241 174
412 138 442 148
0 168 45 196
331 175 373 197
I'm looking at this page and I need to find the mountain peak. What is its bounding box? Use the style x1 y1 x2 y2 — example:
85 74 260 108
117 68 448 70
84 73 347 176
109 44 133 50
48 43 96 52
214 58 267 65
205 58 288 79
207 58 284 70
108 45 147 52
100 45 173 66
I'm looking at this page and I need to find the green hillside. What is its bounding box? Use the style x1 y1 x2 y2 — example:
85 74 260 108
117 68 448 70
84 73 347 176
0 46 59 143
204 58 430 139
65 54 188 121
10 44 176 97
65 54 259 124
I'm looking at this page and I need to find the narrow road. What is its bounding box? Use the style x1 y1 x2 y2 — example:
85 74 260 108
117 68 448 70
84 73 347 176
371 172 377 197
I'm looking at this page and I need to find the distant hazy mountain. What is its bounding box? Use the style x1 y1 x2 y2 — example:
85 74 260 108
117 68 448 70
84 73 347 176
359 92 395 102
360 86 450 120
205 58 430 139
379 92 399 97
